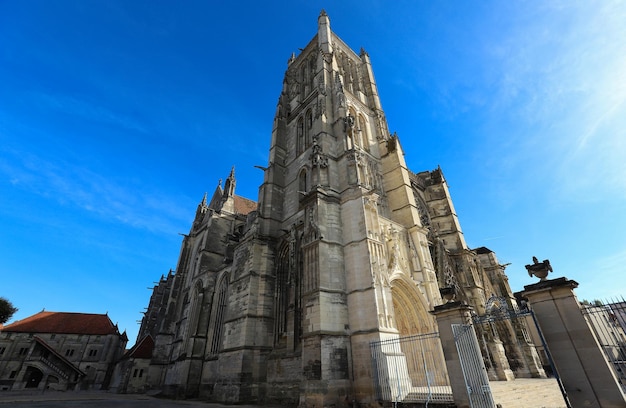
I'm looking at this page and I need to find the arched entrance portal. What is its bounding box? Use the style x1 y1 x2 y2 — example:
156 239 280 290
24 366 43 388
390 277 448 387
390 277 434 336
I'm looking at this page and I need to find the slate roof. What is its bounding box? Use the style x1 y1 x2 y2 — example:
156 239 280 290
1 311 121 335
124 335 154 359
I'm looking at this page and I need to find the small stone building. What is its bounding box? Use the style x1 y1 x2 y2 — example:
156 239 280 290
121 11 544 406
0 311 127 391
109 335 154 393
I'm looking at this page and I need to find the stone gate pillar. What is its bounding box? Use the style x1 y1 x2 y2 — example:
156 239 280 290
432 301 495 408
522 277 626 408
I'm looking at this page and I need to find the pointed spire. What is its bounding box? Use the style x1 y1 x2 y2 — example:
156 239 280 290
288 52 296 66
223 166 236 197
195 191 209 220
318 9 332 54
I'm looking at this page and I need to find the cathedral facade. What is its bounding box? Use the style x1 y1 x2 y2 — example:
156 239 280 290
128 11 543 406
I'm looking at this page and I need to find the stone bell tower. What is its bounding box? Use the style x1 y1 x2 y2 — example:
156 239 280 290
130 10 541 407
256 10 442 406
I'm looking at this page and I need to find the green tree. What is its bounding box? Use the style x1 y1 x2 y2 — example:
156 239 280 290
0 297 18 324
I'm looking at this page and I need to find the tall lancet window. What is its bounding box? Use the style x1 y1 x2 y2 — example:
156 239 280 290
305 109 313 148
300 64 307 96
299 168 308 193
274 234 302 349
274 243 290 343
297 117 305 155
209 274 229 355
358 114 370 152
190 282 204 336
309 55 316 91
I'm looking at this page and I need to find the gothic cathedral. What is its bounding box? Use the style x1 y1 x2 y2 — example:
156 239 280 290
129 11 544 406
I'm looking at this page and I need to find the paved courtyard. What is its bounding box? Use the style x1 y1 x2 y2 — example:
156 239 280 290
0 378 568 408
0 391 281 408
490 378 567 408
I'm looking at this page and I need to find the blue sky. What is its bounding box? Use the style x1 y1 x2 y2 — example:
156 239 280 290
1 1 625 344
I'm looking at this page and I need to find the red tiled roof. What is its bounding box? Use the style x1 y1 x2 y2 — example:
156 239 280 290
234 195 257 215
125 335 154 359
1 311 120 335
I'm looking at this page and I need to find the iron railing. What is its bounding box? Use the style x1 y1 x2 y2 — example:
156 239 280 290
581 298 626 391
370 332 453 404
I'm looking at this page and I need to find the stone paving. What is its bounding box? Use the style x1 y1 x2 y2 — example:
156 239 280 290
0 379 568 407
490 378 567 408
0 390 282 408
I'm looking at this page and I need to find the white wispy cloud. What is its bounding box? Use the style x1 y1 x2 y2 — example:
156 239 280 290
0 146 190 235
33 92 149 134
474 1 626 203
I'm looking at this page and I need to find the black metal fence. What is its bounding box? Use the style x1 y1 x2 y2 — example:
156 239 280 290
581 298 626 391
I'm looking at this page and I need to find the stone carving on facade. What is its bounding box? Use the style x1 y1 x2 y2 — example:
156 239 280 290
347 150 363 165
386 226 404 274
375 111 388 140
356 69 365 95
372 260 390 288
288 223 297 271
319 46 333 64
286 68 298 99
360 157 381 190
303 206 321 244
317 74 327 96
371 259 392 329
334 72 346 108
407 235 422 273
386 132 398 152
343 113 355 131
310 135 328 168
314 96 326 118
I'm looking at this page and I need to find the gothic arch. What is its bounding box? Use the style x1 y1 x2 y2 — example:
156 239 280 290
357 114 370 152
297 116 305 155
274 241 290 343
190 280 210 337
209 271 229 355
308 55 316 91
390 276 435 336
273 232 303 349
300 64 307 96
298 167 309 194
305 109 313 147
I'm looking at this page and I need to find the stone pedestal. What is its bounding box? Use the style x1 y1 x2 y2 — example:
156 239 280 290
432 302 496 408
522 277 626 408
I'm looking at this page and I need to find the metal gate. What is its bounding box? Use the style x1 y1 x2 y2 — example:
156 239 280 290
472 296 571 408
473 299 546 380
453 323 496 408
370 332 453 404
581 299 626 393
